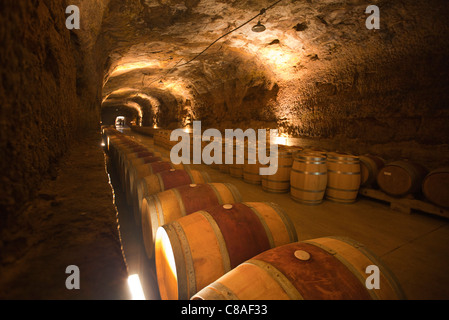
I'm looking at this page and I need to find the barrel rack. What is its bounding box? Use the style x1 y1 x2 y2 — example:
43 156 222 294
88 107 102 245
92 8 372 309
359 187 449 220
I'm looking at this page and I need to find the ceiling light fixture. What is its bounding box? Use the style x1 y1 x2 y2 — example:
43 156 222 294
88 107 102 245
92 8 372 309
178 0 283 67
252 20 266 33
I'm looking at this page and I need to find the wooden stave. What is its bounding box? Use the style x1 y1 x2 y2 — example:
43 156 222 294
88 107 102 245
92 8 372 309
192 236 406 301
155 202 298 300
133 169 211 226
141 182 242 259
290 152 328 205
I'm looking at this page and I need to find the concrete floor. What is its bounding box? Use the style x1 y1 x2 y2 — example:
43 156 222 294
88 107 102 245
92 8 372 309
117 128 449 300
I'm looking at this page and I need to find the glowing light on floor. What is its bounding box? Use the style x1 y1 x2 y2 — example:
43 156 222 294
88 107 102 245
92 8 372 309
128 274 146 300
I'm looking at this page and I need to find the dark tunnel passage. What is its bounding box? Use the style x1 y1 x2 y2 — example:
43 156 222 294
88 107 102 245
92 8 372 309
1 0 449 304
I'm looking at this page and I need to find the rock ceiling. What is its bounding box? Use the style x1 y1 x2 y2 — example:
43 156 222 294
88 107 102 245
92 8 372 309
99 1 369 103
90 0 448 129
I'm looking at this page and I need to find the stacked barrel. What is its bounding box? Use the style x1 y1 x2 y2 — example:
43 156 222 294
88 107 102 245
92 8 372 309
103 126 406 300
122 126 448 209
290 151 328 204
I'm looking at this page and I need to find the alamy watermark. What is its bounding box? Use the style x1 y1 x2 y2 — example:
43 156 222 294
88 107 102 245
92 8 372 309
65 265 80 290
366 5 380 30
65 5 380 31
66 5 80 30
170 121 279 175
366 265 380 289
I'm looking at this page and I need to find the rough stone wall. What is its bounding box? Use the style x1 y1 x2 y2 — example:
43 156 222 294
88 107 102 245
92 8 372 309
274 1 449 168
276 2 449 145
0 1 102 228
187 1 449 169
189 50 280 131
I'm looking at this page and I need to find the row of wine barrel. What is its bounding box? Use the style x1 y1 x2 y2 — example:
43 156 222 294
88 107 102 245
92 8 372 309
136 127 447 208
108 127 406 300
195 139 448 208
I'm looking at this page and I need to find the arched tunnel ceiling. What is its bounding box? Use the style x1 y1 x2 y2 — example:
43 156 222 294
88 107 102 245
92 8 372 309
101 0 375 97
96 0 449 132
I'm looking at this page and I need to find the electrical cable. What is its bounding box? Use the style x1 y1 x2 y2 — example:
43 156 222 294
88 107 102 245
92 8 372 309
145 0 284 86
179 0 284 67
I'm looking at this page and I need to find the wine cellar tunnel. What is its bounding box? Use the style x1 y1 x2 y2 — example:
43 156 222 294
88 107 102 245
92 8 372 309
1 0 449 301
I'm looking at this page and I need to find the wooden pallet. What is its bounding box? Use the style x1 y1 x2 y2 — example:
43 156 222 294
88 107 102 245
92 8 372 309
359 187 449 219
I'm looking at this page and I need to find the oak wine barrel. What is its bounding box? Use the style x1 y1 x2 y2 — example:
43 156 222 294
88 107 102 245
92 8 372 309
155 202 298 300
192 236 405 300
243 144 263 185
229 163 244 179
377 160 428 197
262 147 294 194
126 161 181 206
290 152 327 204
123 156 163 197
141 183 242 258
325 152 361 203
134 169 211 224
228 142 245 178
359 155 385 187
422 167 449 208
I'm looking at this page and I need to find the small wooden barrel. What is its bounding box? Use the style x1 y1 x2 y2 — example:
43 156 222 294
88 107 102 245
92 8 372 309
155 202 298 300
229 164 243 178
141 183 242 258
126 161 179 206
228 142 244 178
205 138 222 169
219 164 230 174
188 132 210 162
262 148 294 194
302 148 327 156
359 155 385 187
377 161 428 197
290 152 327 205
208 140 225 169
192 236 405 300
243 144 263 185
229 159 244 178
422 167 449 207
326 152 361 203
217 140 232 173
134 169 211 224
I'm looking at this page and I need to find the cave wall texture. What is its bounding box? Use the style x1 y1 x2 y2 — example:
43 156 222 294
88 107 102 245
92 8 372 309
0 1 105 226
